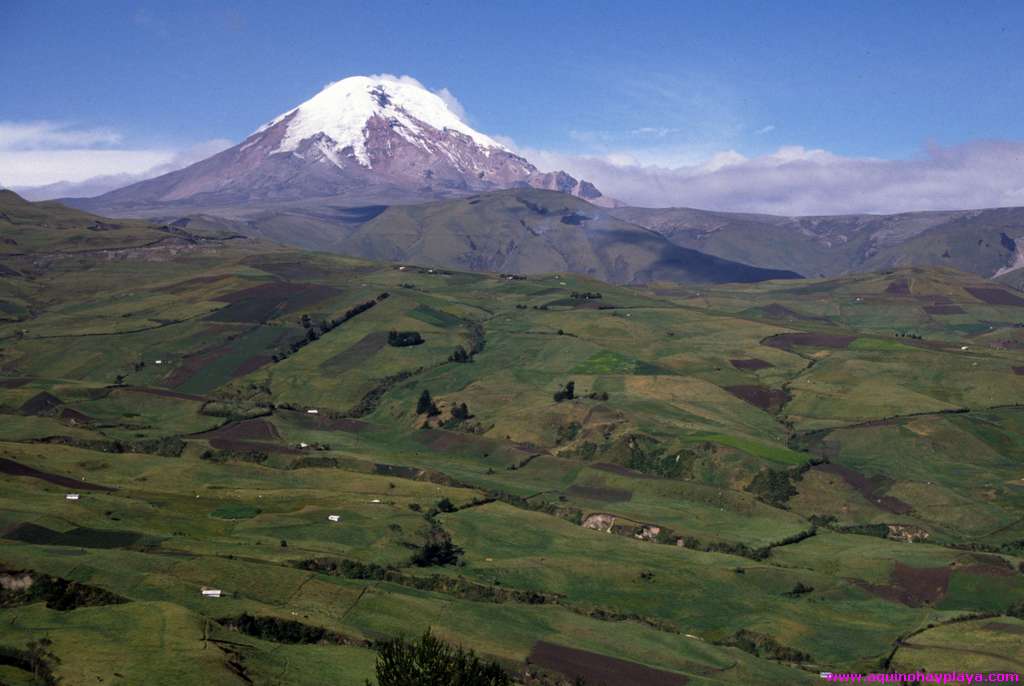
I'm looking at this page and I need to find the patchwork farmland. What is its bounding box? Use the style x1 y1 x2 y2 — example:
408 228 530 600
0 191 1023 683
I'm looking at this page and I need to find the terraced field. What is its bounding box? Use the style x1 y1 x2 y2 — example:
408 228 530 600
1 190 1023 684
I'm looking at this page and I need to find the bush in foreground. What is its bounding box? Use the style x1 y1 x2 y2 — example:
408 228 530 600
370 630 510 686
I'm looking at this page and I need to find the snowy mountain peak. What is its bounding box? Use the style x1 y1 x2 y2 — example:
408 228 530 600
256 75 507 168
75 74 618 209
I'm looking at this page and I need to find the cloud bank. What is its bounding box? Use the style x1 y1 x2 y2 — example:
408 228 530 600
0 120 230 199
9 139 233 200
520 140 1024 215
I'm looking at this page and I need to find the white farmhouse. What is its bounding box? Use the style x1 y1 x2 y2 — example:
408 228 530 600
201 588 222 598
327 514 341 522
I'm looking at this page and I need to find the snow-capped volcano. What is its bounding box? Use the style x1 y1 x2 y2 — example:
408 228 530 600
257 75 508 167
75 75 614 210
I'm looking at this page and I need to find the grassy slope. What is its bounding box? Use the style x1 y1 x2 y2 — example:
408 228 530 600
0 193 1022 683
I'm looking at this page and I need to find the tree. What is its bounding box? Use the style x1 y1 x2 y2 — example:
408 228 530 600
389 331 425 347
416 390 439 416
553 381 575 402
448 346 470 363
370 630 511 686
411 524 463 567
451 403 470 421
26 637 60 683
745 468 797 508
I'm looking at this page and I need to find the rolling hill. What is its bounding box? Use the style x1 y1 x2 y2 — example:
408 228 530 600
91 189 802 285
614 204 1024 281
0 192 1023 684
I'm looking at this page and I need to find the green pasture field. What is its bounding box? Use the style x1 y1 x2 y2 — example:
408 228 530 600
0 193 1022 684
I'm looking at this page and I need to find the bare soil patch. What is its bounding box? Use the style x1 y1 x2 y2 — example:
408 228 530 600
565 484 632 502
373 464 423 480
923 305 966 315
414 429 482 453
234 355 273 377
965 287 1024 307
19 391 62 415
762 332 856 351
208 282 340 322
373 463 465 487
322 331 389 372
758 303 829 322
724 385 790 413
413 429 533 459
197 419 281 442
959 563 1016 577
0 457 113 491
320 418 369 433
529 641 688 686
815 463 912 514
885 279 911 296
852 562 951 607
3 522 140 548
730 358 774 371
162 344 233 388
59 408 93 424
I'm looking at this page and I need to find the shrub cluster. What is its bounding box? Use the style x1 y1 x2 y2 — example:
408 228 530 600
388 330 424 347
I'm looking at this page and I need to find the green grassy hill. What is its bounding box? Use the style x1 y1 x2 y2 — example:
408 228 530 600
0 192 1022 684
112 189 802 286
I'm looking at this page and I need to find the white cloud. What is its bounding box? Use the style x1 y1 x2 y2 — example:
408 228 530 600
434 87 468 122
753 124 776 135
2 131 232 197
1 149 176 187
519 140 1024 215
0 121 123 150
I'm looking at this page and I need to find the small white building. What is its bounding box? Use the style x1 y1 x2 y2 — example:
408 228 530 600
298 442 310 449
65 493 80 501
201 588 222 598
327 514 341 522
306 409 319 415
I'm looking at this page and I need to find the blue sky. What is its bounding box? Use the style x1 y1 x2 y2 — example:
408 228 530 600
4 0 1024 213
